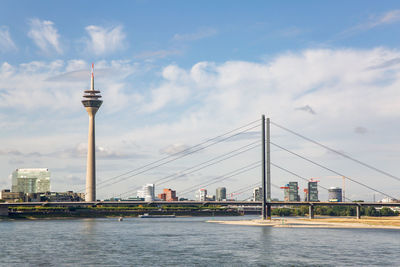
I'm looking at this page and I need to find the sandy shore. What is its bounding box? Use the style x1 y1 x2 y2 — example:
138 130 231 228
207 217 400 229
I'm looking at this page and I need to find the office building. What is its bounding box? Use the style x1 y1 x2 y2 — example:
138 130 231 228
216 187 226 201
253 187 262 201
196 188 207 201
158 188 178 201
11 168 50 193
137 184 155 201
282 182 300 201
308 181 319 202
328 187 342 202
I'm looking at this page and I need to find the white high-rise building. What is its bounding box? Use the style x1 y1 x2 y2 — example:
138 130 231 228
11 168 50 193
137 184 155 201
253 187 262 201
196 188 207 201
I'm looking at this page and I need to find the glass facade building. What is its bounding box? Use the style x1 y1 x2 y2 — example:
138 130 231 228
283 182 300 201
216 187 226 201
137 184 155 201
11 168 51 193
307 181 319 201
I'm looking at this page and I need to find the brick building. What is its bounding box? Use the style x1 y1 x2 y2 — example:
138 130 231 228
158 188 178 201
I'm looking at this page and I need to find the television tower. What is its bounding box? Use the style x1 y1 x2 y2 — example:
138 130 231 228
82 64 102 201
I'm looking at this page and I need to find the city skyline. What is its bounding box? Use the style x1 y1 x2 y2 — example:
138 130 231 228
1 1 400 201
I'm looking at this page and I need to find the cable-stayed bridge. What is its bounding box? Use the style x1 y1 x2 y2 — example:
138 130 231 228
90 115 398 202
2 115 399 219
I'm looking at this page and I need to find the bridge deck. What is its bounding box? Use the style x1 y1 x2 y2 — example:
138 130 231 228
1 201 400 207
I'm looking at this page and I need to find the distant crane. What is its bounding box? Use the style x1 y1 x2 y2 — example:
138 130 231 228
228 192 242 199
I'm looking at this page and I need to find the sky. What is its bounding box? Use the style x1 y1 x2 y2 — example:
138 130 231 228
1 0 400 201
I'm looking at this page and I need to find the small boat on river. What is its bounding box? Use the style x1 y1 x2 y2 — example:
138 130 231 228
139 213 176 218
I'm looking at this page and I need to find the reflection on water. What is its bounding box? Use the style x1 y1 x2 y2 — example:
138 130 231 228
0 216 399 266
81 218 97 235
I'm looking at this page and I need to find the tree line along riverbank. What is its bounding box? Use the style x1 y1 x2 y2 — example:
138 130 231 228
1 204 398 219
272 205 399 217
4 205 242 219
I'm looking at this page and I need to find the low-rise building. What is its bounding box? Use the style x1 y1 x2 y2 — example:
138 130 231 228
40 191 84 202
158 188 178 201
0 189 24 202
1 189 41 202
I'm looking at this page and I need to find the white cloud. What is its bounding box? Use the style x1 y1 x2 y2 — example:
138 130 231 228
369 9 400 28
340 9 400 37
0 59 139 111
0 26 17 51
84 25 126 55
173 27 217 41
119 48 400 199
159 143 189 155
28 18 62 54
134 49 182 59
1 48 400 199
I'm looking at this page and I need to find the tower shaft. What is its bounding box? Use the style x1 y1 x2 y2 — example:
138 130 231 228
85 108 98 201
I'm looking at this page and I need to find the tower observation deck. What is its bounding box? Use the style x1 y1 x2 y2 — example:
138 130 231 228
82 64 102 201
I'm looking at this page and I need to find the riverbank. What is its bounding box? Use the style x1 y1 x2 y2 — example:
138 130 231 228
3 208 241 219
208 216 400 229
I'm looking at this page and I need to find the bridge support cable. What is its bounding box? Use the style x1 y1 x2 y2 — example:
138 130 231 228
270 162 353 202
271 142 397 200
77 119 261 195
154 141 260 188
178 161 261 197
179 161 260 197
229 182 281 201
96 123 260 191
271 121 400 183
96 123 261 193
114 140 261 199
231 182 260 196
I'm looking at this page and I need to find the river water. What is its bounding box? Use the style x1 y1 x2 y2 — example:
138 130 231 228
0 216 399 266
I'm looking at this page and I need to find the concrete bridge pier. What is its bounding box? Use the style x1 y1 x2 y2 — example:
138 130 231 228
356 205 361 219
0 206 9 216
267 203 271 220
309 205 314 219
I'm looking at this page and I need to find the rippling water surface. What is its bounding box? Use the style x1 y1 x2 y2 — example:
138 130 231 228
0 216 399 266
